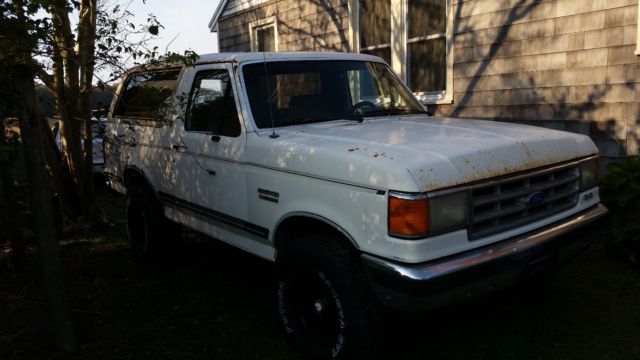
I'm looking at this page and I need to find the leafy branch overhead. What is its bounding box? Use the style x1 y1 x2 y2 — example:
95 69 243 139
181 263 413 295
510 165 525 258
95 5 167 81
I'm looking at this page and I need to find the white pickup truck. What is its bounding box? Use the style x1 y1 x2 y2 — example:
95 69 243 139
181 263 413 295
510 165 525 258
104 52 608 359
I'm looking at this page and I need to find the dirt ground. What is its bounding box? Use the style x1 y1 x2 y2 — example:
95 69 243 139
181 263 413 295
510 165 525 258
1 189 639 360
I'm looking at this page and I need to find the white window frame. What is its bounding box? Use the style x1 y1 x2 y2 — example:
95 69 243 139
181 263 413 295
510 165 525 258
249 17 279 52
349 0 454 104
636 5 640 55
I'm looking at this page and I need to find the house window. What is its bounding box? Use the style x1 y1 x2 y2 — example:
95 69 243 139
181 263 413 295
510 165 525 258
250 17 278 52
407 0 447 96
358 0 392 65
351 0 453 104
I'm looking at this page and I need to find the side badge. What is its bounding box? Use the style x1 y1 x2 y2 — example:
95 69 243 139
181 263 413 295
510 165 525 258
258 188 279 203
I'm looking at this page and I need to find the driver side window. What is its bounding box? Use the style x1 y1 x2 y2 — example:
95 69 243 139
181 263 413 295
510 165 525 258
186 70 241 137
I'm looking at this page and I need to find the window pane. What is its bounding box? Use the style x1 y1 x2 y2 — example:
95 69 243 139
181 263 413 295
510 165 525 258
243 61 424 128
408 37 446 93
187 70 240 136
361 47 391 66
359 0 391 48
275 73 322 109
408 0 446 38
257 26 275 52
114 70 180 119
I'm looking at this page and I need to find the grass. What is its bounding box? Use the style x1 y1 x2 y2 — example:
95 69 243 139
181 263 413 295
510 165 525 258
1 188 639 359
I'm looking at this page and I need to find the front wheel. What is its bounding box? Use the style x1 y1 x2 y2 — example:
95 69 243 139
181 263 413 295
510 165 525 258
275 234 379 359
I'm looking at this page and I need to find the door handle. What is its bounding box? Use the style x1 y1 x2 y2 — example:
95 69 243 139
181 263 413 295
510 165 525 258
206 169 216 175
172 143 187 151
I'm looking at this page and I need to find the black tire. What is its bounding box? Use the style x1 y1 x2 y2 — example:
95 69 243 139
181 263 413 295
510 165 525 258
275 234 379 360
125 185 180 258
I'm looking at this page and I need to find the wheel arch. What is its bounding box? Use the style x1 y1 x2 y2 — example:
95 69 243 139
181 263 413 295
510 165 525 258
273 212 360 257
123 166 160 202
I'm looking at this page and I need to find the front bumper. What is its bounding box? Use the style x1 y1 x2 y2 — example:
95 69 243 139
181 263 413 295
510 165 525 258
361 204 609 313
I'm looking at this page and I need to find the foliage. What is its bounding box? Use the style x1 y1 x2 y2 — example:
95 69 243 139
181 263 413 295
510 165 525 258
600 156 640 264
1 0 198 226
1 0 199 352
94 1 164 82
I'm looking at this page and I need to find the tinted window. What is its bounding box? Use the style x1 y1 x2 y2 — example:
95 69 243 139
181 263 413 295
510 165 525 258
114 70 180 119
186 70 240 137
243 61 424 129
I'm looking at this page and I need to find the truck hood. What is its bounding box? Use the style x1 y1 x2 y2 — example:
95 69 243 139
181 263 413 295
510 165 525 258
248 116 598 192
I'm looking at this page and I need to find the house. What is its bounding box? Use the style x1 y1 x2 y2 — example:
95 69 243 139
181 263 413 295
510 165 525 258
209 0 640 166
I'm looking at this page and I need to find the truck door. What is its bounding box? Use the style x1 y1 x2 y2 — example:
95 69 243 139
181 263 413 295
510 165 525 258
166 63 250 239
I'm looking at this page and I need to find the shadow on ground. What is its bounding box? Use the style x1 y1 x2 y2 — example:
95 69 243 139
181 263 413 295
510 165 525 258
1 189 639 360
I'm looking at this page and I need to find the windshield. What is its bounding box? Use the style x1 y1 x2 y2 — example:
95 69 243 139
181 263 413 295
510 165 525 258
242 60 426 128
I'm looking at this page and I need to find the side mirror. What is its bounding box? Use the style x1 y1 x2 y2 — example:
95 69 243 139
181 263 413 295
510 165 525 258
425 105 435 116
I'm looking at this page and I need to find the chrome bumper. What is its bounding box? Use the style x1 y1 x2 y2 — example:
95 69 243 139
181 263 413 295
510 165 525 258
361 204 609 312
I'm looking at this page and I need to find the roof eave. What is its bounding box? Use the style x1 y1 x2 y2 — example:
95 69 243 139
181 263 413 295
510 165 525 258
208 0 229 33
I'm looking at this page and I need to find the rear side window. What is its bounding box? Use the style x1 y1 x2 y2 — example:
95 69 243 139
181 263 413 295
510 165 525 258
186 70 240 137
114 69 180 120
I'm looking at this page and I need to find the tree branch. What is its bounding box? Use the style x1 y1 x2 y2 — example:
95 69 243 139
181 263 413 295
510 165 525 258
36 66 55 90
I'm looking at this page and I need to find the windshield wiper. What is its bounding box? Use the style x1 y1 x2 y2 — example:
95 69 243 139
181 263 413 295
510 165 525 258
359 107 424 117
280 115 365 126
282 117 325 126
342 115 364 123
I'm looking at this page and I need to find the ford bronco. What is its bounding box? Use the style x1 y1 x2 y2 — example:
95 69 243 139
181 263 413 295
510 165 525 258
104 52 608 359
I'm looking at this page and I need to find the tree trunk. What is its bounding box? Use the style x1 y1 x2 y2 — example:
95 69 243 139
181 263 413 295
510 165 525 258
14 65 77 353
76 0 99 224
39 115 78 222
49 0 100 226
0 154 27 268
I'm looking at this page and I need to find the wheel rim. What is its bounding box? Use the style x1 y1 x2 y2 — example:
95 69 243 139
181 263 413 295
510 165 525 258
288 269 344 348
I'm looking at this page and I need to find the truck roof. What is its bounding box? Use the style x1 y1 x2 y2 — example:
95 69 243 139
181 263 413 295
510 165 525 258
194 51 384 65
122 52 386 75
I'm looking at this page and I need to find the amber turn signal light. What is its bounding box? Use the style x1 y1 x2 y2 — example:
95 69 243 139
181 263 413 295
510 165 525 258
388 194 429 238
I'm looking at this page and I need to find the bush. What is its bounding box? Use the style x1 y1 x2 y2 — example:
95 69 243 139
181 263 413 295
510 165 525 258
599 156 640 265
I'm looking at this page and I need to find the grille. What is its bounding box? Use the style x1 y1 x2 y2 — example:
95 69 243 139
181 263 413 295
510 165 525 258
469 164 580 239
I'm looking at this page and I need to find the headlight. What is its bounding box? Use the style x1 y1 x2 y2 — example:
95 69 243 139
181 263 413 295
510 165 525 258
428 191 470 234
388 191 469 239
579 157 599 190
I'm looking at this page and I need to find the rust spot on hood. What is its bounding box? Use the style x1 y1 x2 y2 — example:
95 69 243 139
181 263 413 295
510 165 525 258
419 157 567 192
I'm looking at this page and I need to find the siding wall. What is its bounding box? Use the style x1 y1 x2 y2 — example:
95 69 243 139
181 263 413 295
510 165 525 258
438 0 640 164
216 0 639 163
218 0 350 52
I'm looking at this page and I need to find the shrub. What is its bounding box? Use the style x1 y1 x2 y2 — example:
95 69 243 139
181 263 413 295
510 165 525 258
599 156 640 265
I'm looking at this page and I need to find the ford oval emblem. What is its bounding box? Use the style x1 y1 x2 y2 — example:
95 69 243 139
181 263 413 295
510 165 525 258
526 192 545 206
